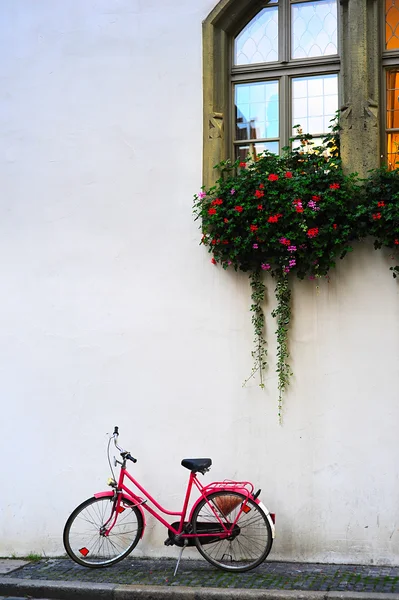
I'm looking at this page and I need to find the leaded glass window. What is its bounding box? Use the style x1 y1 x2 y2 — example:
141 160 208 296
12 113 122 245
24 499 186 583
384 2 399 168
231 0 340 161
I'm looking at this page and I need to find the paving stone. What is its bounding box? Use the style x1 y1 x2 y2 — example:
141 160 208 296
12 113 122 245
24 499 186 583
2 558 399 594
0 561 29 576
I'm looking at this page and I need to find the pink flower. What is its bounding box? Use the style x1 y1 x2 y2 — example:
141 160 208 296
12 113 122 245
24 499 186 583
284 266 290 273
230 188 236 195
253 243 258 249
309 275 316 280
227 260 232 265
289 259 296 267
198 191 206 199
288 245 297 252
261 263 271 270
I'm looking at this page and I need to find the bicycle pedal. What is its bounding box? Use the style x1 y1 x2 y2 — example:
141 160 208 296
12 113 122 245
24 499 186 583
164 538 174 546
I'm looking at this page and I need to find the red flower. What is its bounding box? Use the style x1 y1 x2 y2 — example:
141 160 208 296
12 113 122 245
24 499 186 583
377 201 385 208
222 240 229 245
255 189 264 199
268 213 283 223
330 183 340 190
307 227 319 238
259 184 265 189
312 195 321 202
235 206 243 212
296 207 304 213
208 207 217 215
372 213 381 220
250 224 258 232
211 198 223 206
211 239 217 245
285 171 293 178
333 224 337 230
268 173 279 181
257 204 263 210
211 258 217 265
239 162 246 168
395 239 399 245
223 218 229 223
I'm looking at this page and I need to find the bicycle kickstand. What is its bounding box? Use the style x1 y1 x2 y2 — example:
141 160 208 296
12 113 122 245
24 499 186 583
173 540 188 577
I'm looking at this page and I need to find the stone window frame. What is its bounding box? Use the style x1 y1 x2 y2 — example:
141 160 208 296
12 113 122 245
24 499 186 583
203 0 381 188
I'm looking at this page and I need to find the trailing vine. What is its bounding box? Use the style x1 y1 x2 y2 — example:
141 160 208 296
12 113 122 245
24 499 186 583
243 271 267 388
271 274 292 422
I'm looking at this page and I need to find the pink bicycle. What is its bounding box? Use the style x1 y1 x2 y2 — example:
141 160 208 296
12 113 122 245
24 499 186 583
63 427 275 573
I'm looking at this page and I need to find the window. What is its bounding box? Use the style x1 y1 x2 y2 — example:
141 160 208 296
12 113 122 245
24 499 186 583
231 0 340 161
384 1 399 168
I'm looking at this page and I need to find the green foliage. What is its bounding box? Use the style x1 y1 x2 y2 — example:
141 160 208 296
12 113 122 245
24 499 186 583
362 167 399 276
243 271 267 389
271 275 292 423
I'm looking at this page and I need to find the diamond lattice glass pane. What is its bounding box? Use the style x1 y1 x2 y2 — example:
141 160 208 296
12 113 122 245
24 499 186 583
292 74 338 136
236 142 279 162
234 7 278 65
386 0 399 50
292 0 337 59
235 82 279 141
386 69 399 130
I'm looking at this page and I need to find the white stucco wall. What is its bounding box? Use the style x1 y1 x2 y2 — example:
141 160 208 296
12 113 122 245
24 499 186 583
0 0 398 565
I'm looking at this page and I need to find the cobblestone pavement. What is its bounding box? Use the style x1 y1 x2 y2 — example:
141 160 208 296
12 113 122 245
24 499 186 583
2 558 399 593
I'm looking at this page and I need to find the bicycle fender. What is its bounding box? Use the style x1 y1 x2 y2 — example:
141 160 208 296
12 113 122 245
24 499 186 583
256 500 276 539
94 491 146 538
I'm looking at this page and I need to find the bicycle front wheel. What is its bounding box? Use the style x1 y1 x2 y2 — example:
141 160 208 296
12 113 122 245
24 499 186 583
63 496 143 567
192 491 272 572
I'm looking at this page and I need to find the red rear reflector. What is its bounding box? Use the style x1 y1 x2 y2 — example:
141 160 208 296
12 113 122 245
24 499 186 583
242 504 251 514
270 513 276 524
117 506 126 513
79 547 89 556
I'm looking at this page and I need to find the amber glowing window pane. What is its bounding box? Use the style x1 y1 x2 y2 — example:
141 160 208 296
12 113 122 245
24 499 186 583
386 0 399 50
386 70 399 129
387 133 399 169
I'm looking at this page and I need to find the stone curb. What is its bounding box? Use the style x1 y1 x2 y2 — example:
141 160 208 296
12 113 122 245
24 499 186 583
2 579 399 600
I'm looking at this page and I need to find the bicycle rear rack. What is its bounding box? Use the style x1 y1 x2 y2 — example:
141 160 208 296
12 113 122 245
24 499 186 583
203 480 255 497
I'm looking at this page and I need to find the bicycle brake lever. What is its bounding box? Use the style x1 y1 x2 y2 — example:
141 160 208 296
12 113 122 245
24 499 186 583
114 457 122 467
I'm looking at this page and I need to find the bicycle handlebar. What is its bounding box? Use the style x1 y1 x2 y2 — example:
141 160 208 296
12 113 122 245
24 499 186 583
112 426 137 463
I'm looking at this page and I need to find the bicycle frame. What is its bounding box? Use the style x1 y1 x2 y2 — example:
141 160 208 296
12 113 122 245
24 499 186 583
95 465 263 541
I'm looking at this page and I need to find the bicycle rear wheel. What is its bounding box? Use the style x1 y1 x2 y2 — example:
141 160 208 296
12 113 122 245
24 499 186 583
63 496 143 567
191 491 272 572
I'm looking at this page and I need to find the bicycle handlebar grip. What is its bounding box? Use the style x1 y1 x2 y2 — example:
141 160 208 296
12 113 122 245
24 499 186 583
113 426 119 436
126 453 137 463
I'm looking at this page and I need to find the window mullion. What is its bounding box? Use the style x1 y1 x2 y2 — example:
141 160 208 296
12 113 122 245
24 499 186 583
280 75 289 150
280 0 290 64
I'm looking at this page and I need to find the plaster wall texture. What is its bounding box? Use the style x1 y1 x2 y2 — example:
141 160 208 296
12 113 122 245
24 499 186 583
0 0 398 565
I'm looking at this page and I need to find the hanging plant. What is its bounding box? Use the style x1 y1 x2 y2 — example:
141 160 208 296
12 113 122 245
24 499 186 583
193 128 363 416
